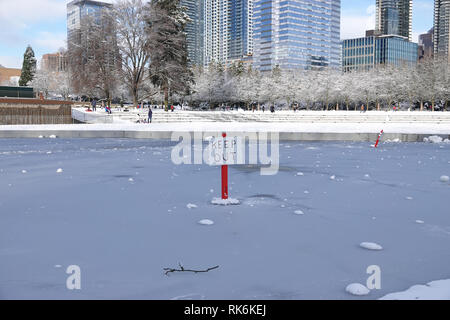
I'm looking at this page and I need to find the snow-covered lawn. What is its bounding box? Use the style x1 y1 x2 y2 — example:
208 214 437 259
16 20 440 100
0 139 449 299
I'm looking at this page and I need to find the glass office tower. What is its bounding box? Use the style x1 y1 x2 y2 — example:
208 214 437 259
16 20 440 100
434 0 450 61
253 0 341 72
67 0 113 50
181 0 204 66
376 0 412 41
342 34 418 72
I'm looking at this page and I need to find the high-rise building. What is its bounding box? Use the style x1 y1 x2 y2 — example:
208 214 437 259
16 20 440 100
342 33 418 72
375 0 412 41
418 28 434 61
253 0 341 72
67 0 113 50
67 0 117 78
204 0 253 66
433 0 450 61
181 0 204 66
41 52 68 72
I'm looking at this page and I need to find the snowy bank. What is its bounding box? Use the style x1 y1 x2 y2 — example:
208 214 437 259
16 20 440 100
380 279 450 300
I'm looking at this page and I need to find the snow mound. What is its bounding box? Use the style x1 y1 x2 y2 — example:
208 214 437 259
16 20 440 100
56 168 63 173
380 279 450 300
211 198 240 206
296 172 304 176
424 136 449 144
49 135 57 139
360 242 383 251
294 210 304 215
198 219 214 226
38 135 44 139
128 178 134 182
384 138 401 143
346 283 370 296
21 170 27 174
415 220 425 224
329 175 336 180
406 196 413 200
440 175 449 183
187 203 198 209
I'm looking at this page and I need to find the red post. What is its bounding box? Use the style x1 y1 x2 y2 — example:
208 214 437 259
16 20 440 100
221 132 228 200
374 129 384 148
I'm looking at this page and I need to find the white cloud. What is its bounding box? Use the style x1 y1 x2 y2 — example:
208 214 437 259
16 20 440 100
0 0 66 47
341 6 376 40
0 0 66 23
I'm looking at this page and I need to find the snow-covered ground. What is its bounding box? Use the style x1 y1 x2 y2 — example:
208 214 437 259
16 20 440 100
0 139 449 299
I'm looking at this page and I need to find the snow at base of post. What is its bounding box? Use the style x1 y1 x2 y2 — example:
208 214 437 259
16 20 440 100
211 197 240 206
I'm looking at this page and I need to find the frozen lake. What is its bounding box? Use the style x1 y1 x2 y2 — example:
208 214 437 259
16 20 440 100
0 138 449 299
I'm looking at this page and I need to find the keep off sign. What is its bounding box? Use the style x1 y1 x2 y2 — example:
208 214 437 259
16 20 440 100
209 133 238 165
209 133 237 200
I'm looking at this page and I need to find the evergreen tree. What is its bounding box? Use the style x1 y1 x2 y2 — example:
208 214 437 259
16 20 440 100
145 0 193 111
19 45 37 87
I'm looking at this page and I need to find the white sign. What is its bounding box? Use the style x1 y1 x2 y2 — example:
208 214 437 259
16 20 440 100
208 136 238 165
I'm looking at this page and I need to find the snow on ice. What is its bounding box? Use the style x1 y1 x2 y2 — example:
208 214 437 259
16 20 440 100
359 242 383 251
211 198 240 206
198 219 214 226
346 283 370 296
381 279 450 300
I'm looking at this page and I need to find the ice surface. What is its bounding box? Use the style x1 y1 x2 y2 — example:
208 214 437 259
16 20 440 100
346 283 370 296
0 139 449 299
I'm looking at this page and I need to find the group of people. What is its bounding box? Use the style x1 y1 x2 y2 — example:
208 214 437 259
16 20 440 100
90 99 111 114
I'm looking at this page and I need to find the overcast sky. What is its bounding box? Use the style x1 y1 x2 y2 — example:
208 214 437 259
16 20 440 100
0 0 434 69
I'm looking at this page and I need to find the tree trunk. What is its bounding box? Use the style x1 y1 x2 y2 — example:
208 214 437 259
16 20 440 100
164 86 169 112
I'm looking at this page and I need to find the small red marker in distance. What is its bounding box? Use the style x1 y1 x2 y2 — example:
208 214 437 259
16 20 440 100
374 130 384 148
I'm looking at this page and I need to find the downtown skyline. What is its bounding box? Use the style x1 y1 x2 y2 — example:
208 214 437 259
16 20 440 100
0 0 435 68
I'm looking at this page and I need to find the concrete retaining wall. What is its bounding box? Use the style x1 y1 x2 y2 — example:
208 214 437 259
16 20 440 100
0 129 446 142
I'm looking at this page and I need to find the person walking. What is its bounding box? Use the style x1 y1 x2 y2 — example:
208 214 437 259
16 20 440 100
91 99 97 112
148 108 153 123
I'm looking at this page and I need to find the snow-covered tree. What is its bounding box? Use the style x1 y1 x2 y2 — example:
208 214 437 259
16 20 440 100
112 0 151 107
19 45 37 87
145 0 193 110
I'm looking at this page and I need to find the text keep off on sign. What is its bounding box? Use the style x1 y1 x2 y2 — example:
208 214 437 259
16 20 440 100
208 135 238 165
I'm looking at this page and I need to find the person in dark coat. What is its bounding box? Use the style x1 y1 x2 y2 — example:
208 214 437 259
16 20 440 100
148 108 153 123
91 99 97 111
